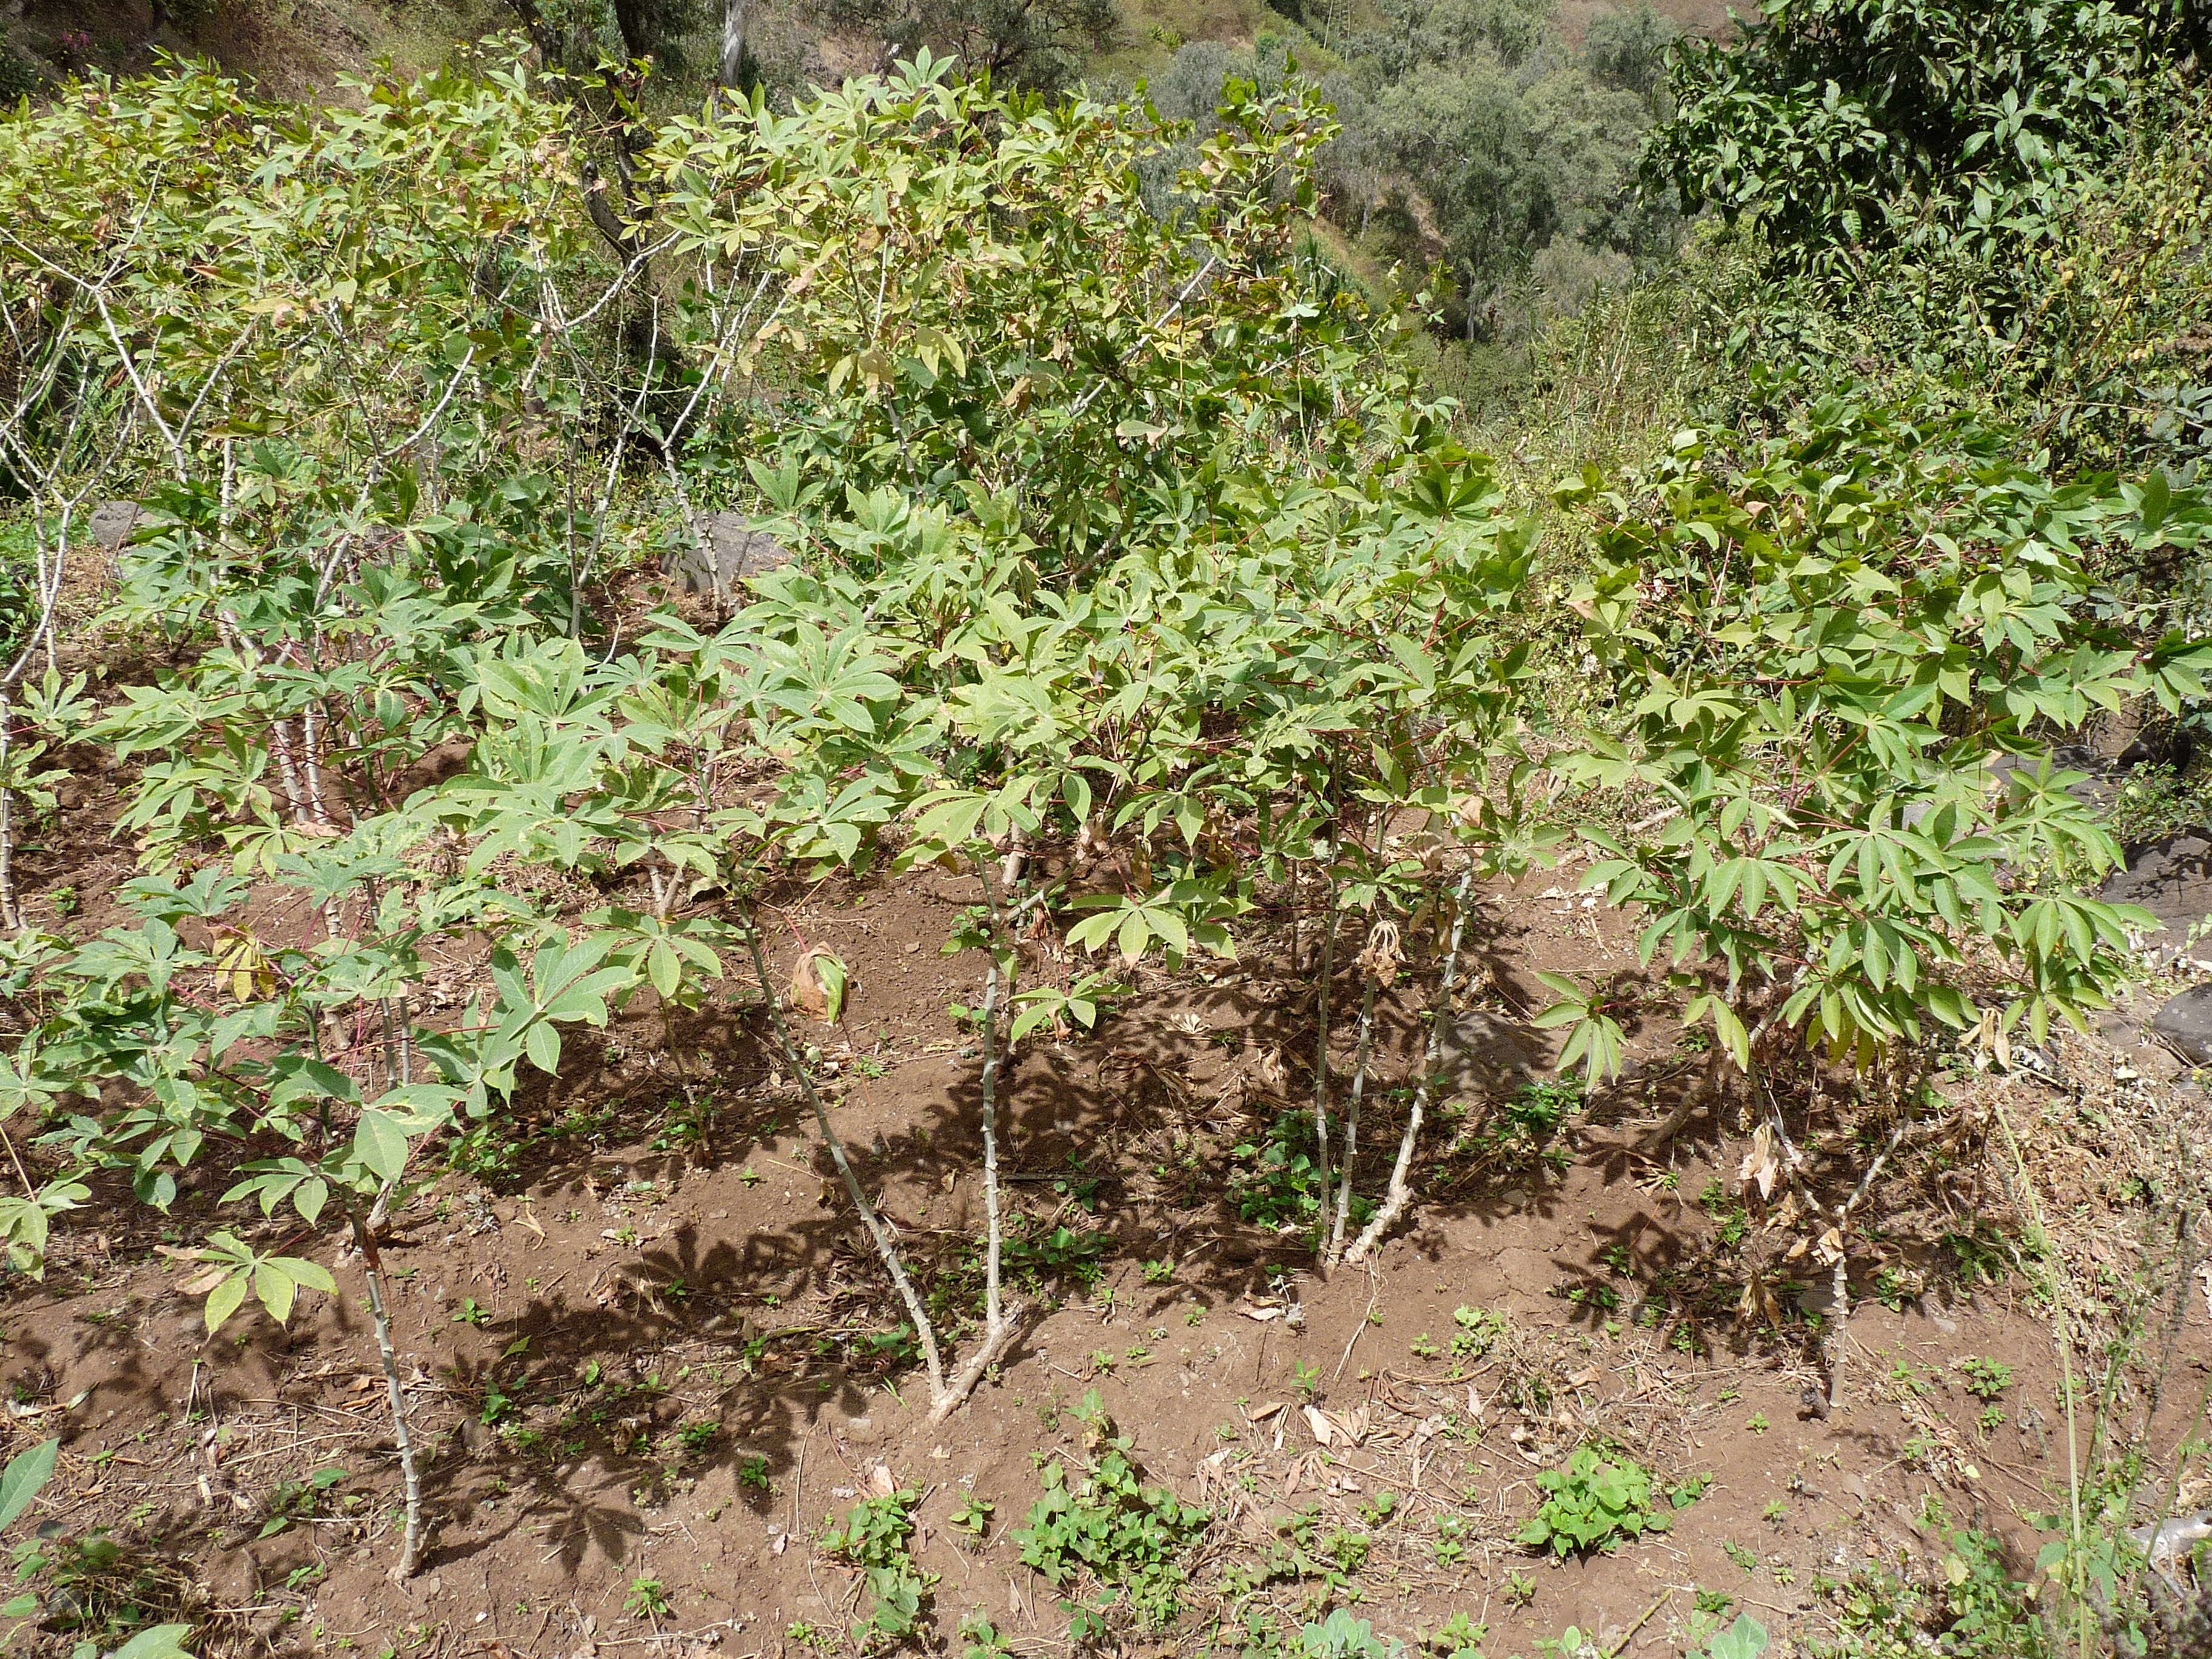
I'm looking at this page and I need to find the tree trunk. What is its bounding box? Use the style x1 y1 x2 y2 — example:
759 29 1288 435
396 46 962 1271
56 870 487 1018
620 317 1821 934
612 0 659 61
720 0 749 94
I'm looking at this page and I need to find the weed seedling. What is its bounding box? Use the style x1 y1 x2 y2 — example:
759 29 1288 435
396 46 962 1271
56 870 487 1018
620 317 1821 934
951 1492 994 1540
822 1487 937 1641
1515 1444 1671 1557
1957 1357 2013 1400
1010 1391 1208 1627
1449 1305 1507 1359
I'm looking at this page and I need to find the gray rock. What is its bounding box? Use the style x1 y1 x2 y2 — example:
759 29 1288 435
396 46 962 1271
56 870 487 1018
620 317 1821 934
1436 1010 1543 1098
1795 1281 1840 1317
659 512 793 599
2100 831 2212 940
85 500 139 549
2154 984 2212 1066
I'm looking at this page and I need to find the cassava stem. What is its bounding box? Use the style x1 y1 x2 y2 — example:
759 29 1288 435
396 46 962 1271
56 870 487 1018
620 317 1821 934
1310 865 1338 1204
0 691 17 933
927 855 1021 1421
737 907 949 1401
1347 866 1476 1263
350 1196 421 1580
1327 965 1378 1265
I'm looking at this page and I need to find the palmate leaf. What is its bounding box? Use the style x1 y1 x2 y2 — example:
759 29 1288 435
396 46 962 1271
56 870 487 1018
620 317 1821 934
1557 398 2210 1085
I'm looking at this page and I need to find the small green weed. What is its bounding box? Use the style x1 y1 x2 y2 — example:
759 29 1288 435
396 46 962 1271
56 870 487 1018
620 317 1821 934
257 1467 346 1538
822 1487 937 1644
1478 1080 1581 1171
1431 1513 1467 1566
1425 1610 1486 1657
1011 1392 1210 1627
951 1492 994 1540
1295 1608 1405 1658
1230 1112 1353 1233
1005 1223 1112 1287
1956 1357 2013 1400
1514 1444 1671 1557
1449 1305 1507 1359
625 1577 669 1618
961 1612 1014 1659
1698 1182 1749 1250
1691 1614 1768 1659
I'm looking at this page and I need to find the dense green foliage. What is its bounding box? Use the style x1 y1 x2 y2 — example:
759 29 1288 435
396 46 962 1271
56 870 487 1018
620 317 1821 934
1 0 2210 1641
1549 400 2211 1078
1654 0 2157 273
1644 0 2212 474
1142 1 1684 344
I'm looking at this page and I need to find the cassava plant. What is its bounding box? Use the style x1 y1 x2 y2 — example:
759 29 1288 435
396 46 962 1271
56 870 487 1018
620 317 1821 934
0 41 1577 1545
1544 395 2212 1396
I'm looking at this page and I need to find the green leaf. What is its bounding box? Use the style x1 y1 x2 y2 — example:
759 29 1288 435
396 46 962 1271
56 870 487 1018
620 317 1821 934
278 1256 335 1296
353 1109 411 1182
255 1261 297 1324
813 951 849 1023
1707 1614 1769 1659
108 1626 195 1659
0 1438 57 1531
204 1270 251 1335
523 1020 562 1073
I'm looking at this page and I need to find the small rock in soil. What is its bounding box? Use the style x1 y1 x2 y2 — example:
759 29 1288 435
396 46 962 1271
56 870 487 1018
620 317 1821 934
87 499 141 548
2154 984 2212 1065
1436 1010 1540 1098
2100 831 2212 944
660 513 792 598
